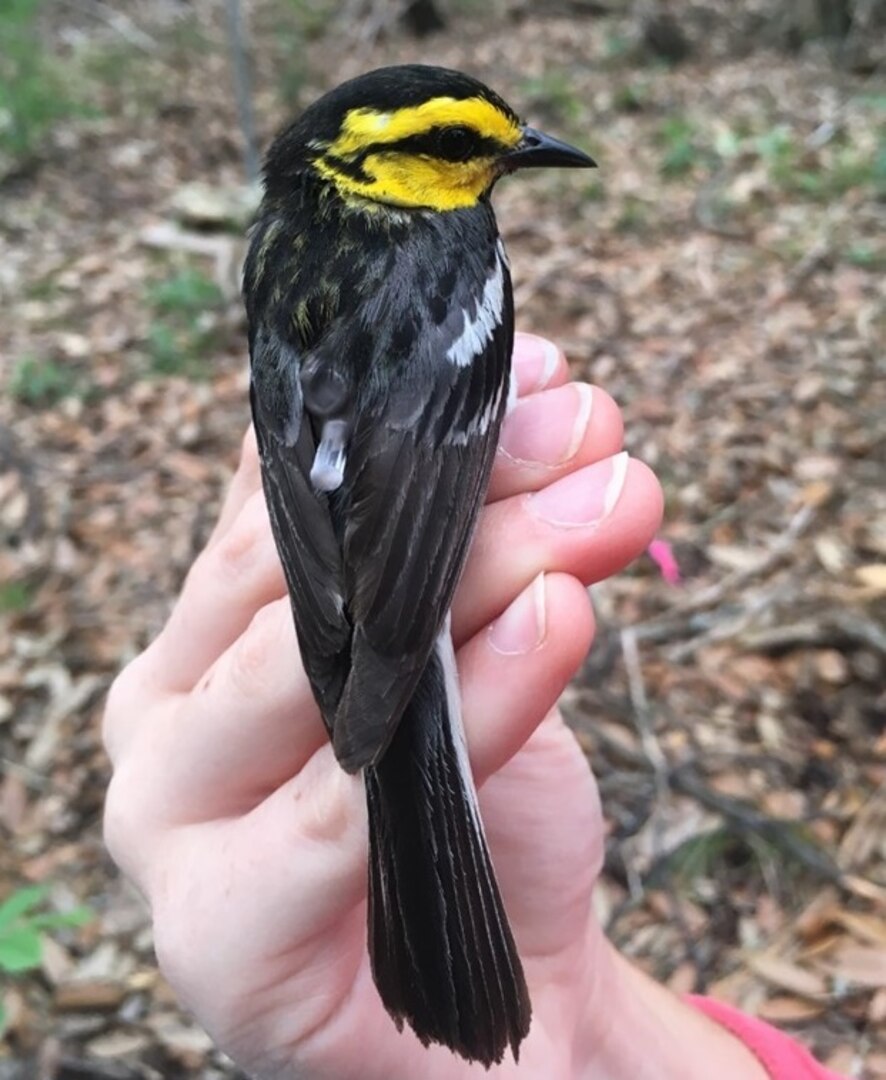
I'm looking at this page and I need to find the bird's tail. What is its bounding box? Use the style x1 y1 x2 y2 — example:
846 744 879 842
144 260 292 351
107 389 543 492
364 632 531 1067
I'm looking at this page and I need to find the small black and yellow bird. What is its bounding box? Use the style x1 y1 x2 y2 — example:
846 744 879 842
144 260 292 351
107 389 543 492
243 64 595 1066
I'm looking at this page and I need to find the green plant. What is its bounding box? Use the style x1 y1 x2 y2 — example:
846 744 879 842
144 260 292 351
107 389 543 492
756 124 795 171
654 820 831 900
0 0 86 162
0 886 91 1034
755 124 885 201
581 176 606 203
844 241 886 270
269 0 336 106
147 321 198 377
614 194 648 233
145 267 226 378
0 581 33 613
282 0 337 41
148 267 224 315
658 116 698 178
603 29 633 63
10 355 78 406
613 81 649 114
81 40 161 113
518 71 583 129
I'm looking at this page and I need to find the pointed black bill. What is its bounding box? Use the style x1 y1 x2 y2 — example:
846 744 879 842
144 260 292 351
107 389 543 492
501 126 597 170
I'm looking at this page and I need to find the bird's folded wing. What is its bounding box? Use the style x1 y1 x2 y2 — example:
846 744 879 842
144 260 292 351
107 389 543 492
249 329 352 722
332 307 513 771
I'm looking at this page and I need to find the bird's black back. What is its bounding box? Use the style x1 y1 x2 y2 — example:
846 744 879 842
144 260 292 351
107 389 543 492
245 177 513 767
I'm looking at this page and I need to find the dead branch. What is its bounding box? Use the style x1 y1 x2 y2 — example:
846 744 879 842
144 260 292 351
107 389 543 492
635 504 817 647
0 421 45 541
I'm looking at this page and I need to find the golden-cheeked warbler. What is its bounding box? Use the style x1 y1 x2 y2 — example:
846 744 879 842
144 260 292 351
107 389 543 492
243 63 595 1067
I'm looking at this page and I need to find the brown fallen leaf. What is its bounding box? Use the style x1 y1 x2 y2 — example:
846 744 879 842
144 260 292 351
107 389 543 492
825 1045 861 1075
869 987 886 1025
867 1053 886 1078
819 943 886 989
55 980 128 1013
746 952 829 999
833 910 886 949
758 995 826 1023
856 564 886 594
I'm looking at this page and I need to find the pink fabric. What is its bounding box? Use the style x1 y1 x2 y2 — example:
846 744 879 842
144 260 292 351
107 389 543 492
688 996 845 1079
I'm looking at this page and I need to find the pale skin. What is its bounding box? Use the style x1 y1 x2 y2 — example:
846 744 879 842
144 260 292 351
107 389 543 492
103 334 768 1080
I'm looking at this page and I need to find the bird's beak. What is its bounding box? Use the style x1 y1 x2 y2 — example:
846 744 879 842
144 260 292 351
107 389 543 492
501 126 597 171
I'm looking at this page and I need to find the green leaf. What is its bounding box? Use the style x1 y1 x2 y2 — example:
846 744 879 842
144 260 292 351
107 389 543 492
0 885 48 931
0 926 43 972
714 129 742 159
0 580 33 613
148 269 223 315
9 355 79 407
29 906 92 931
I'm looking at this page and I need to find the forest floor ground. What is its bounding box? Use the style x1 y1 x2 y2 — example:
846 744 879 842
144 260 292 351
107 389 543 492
1 1 884 1076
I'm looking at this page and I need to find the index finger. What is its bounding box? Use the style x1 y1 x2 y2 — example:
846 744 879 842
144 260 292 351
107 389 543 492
208 333 569 548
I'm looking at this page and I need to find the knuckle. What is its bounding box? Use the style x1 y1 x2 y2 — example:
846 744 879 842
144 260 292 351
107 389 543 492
101 678 128 755
229 599 288 693
210 490 271 581
102 767 144 873
101 651 152 759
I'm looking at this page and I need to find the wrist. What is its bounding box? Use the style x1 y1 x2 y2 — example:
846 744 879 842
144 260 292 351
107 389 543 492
574 924 768 1080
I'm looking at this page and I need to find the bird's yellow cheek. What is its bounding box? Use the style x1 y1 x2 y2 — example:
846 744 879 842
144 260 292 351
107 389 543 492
360 152 497 211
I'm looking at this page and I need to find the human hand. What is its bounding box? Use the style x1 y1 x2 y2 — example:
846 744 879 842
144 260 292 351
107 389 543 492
103 333 664 1079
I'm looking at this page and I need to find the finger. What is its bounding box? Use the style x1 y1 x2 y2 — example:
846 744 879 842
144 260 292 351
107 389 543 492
460 572 594 780
202 333 563 555
146 391 601 697
481 712 604 959
126 559 592 832
211 572 593 949
145 448 655 750
488 383 623 503
146 490 286 692
206 426 262 548
143 598 325 824
148 748 368 1027
149 338 570 694
452 454 663 644
511 332 568 395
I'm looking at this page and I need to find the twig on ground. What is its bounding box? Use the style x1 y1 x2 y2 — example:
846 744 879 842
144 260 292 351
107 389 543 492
225 0 260 183
670 765 844 884
664 581 795 663
58 0 159 52
0 421 45 541
621 627 669 792
767 238 834 308
635 503 817 647
739 610 886 656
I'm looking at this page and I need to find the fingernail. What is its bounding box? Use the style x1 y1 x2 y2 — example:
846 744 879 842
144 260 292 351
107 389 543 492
499 383 592 466
488 573 546 655
529 452 628 527
515 333 561 393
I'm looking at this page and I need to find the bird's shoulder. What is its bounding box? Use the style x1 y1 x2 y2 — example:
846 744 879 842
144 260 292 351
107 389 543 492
247 199 508 396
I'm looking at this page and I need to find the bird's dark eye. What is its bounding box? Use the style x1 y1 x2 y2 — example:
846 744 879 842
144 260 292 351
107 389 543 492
435 125 476 162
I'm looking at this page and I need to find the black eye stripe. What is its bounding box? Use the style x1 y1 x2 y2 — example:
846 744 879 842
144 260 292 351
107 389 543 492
355 126 505 162
323 153 372 182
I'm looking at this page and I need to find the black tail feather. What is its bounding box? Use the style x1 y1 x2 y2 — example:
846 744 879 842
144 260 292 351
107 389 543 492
365 641 531 1067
